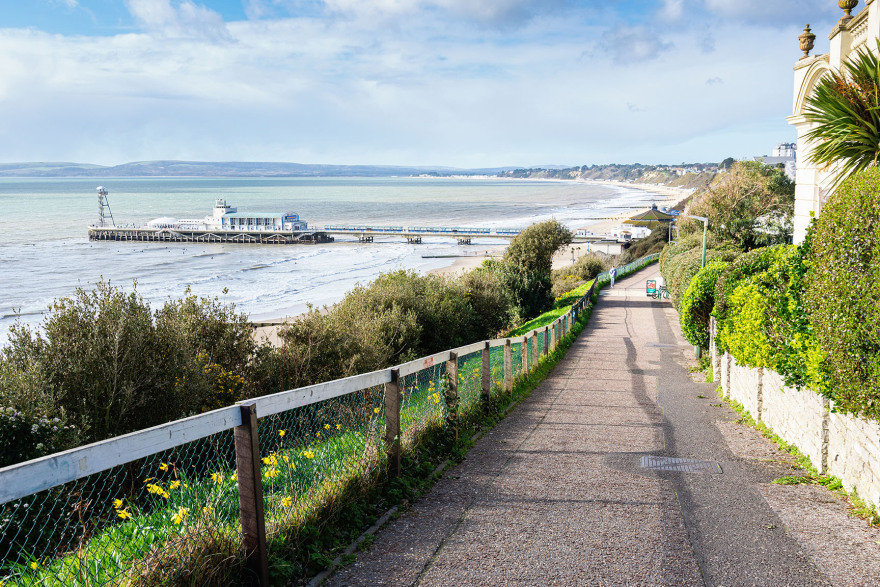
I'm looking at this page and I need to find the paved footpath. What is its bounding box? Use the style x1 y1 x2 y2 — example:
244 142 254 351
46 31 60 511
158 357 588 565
326 266 833 586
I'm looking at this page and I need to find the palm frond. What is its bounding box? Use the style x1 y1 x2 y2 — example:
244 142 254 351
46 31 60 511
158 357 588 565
804 40 880 191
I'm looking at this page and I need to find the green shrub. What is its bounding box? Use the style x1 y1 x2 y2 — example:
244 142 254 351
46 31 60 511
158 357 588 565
662 246 738 309
551 253 608 298
758 239 826 392
806 168 880 419
713 245 781 332
0 282 261 445
716 281 774 369
679 260 728 349
0 407 77 468
504 220 573 318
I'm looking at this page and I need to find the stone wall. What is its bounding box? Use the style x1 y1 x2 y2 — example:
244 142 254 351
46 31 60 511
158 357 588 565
715 345 880 508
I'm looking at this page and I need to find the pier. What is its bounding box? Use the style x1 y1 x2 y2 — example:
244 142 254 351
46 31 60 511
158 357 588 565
87 224 527 246
88 226 334 245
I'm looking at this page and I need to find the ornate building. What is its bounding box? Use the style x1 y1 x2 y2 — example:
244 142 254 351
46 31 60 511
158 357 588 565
788 1 878 243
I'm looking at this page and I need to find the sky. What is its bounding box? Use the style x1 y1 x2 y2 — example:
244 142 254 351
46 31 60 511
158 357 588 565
0 0 849 168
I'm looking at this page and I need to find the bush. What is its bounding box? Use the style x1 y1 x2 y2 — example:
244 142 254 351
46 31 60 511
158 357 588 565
715 281 774 369
0 282 261 445
661 244 738 310
504 220 573 318
686 161 794 249
679 260 728 349
713 245 782 331
619 225 670 264
806 168 880 419
0 407 77 468
551 253 608 298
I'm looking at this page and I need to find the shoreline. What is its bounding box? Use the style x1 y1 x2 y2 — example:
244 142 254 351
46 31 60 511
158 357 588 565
252 178 692 346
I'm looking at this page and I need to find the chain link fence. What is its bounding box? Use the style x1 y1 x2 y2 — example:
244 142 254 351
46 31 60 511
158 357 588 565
1 427 243 585
0 254 659 585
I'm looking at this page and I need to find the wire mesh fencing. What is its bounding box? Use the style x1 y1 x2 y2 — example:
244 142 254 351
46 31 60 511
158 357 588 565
0 428 242 586
257 384 387 550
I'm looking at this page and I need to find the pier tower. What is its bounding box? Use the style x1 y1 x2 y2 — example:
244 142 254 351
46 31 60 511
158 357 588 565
97 186 115 227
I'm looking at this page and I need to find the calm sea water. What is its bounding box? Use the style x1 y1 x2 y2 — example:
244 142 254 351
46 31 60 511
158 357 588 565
0 177 662 344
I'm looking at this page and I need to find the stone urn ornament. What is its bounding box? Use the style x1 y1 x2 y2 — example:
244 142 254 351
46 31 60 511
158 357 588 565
799 24 816 59
839 0 859 21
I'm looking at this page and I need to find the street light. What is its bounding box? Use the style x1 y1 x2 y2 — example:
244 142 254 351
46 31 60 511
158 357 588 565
679 214 708 268
676 214 709 359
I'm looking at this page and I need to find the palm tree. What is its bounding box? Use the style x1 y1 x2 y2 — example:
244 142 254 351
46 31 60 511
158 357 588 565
804 41 880 190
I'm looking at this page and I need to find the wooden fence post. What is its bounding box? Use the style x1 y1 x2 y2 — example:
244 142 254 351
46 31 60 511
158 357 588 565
503 339 512 393
543 326 550 356
532 330 540 367
384 368 401 478
234 402 269 587
481 341 491 403
522 336 530 374
445 352 459 440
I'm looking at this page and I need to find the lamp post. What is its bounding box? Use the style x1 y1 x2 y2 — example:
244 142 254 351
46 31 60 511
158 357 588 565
678 214 709 359
680 214 708 268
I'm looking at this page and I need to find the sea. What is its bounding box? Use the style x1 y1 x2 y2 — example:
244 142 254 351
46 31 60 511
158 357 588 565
0 176 666 346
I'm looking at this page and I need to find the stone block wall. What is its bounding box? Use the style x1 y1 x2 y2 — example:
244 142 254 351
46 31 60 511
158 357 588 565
727 356 761 418
828 411 880 506
759 370 827 474
718 349 880 509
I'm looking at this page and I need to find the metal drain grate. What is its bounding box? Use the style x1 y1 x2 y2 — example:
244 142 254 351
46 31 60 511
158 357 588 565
640 456 722 474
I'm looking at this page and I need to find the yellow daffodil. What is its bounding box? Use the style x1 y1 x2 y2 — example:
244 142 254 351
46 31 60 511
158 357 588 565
316 431 321 438
278 429 286 437
303 450 315 459
336 424 341 430
210 472 223 484
169 480 181 490
324 423 331 430
113 498 124 509
373 407 380 414
262 455 278 466
159 463 169 472
117 509 132 520
281 497 292 507
265 468 280 479
30 562 38 570
202 506 212 515
171 507 189 525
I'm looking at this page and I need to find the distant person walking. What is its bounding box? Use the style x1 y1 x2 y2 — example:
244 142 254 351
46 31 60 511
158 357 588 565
610 265 617 288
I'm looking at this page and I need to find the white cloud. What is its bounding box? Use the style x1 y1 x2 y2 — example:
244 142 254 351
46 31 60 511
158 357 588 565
599 26 674 64
125 0 232 41
0 4 802 166
658 0 684 21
